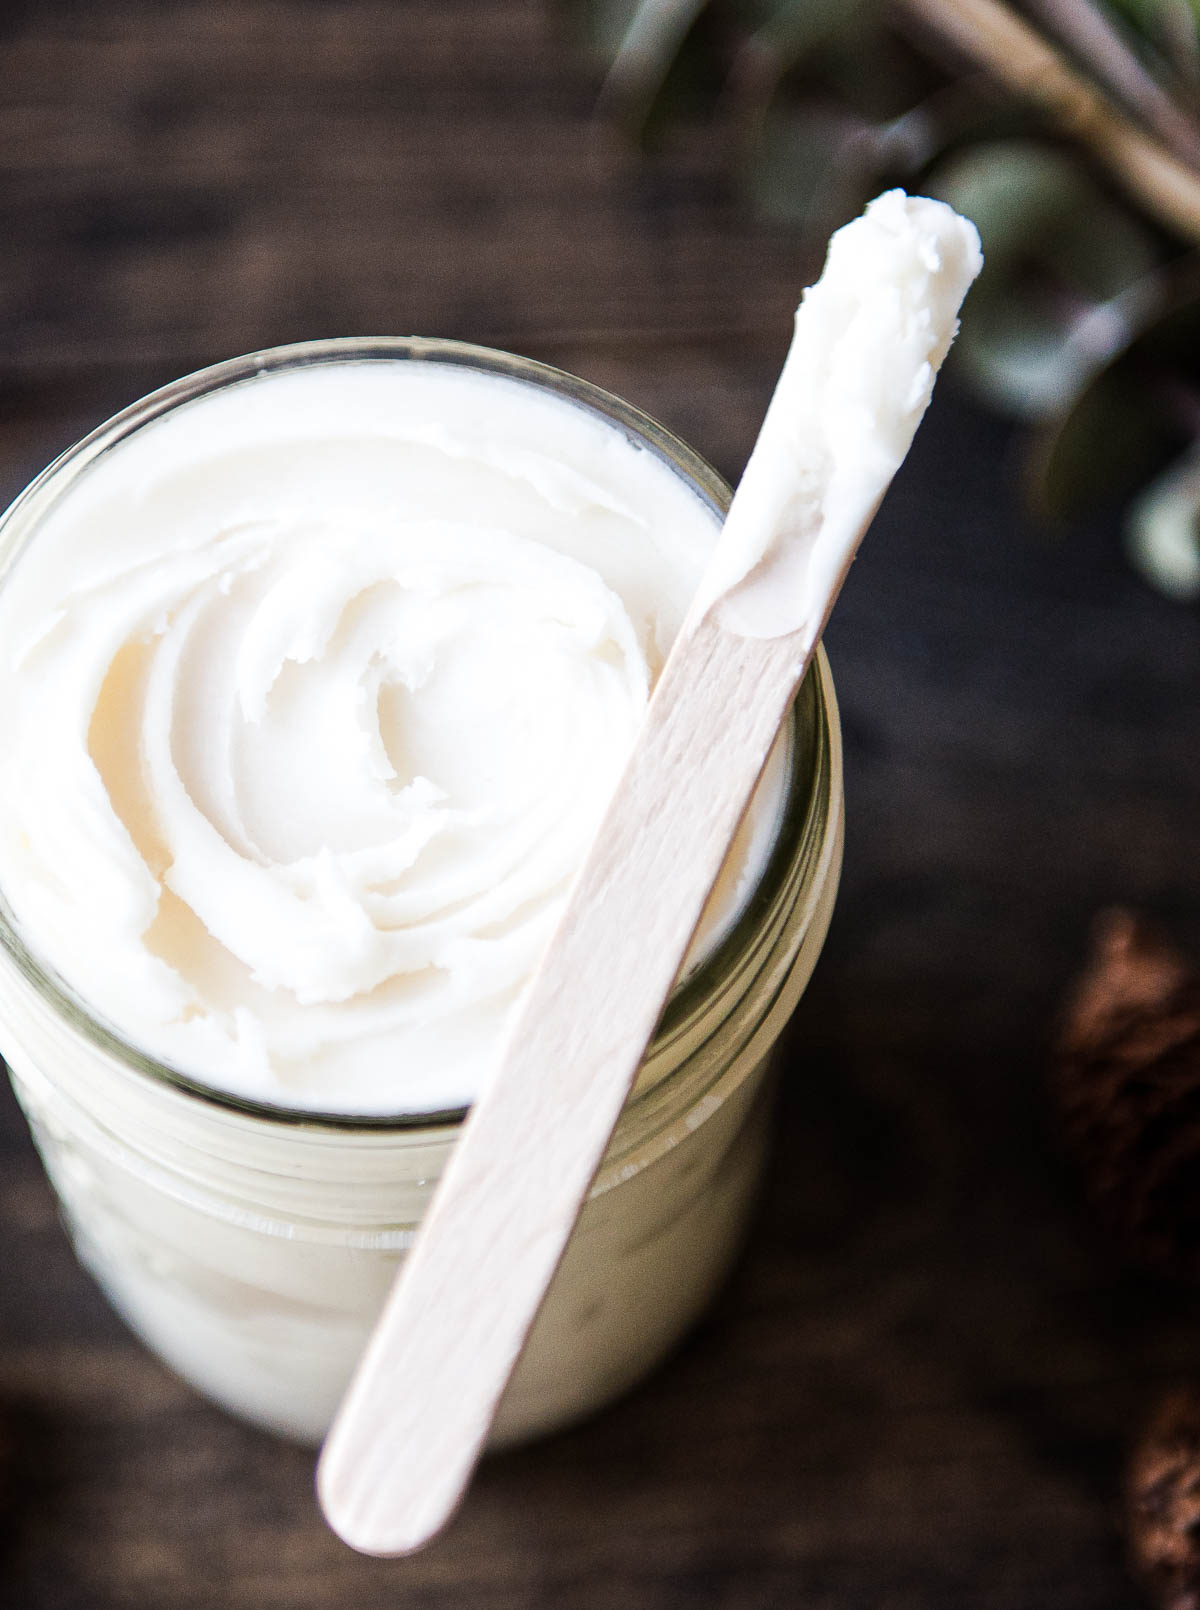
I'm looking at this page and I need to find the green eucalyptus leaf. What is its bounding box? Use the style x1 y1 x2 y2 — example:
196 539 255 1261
1125 442 1200 600
596 0 721 146
803 12 936 121
738 74 1023 243
1027 312 1169 516
885 77 1041 180
927 140 1157 417
1031 264 1200 517
741 101 888 234
1107 0 1200 45
555 0 647 63
723 0 879 139
734 0 875 62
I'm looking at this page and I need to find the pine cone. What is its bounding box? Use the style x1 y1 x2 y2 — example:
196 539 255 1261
1128 1387 1200 1610
1055 909 1200 1280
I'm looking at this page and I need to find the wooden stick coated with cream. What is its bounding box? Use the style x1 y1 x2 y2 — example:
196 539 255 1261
318 191 983 1556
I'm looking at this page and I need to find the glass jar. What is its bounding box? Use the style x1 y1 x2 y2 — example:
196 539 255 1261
0 340 843 1447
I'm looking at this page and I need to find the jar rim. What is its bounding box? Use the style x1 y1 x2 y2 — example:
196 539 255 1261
0 336 833 1135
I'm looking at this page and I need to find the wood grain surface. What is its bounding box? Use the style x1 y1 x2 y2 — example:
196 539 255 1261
2 3 1200 1607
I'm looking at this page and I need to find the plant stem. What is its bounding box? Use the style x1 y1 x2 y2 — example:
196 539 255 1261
895 0 1200 240
1028 0 1200 165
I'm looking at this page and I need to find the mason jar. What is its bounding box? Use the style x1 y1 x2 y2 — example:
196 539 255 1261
0 340 843 1447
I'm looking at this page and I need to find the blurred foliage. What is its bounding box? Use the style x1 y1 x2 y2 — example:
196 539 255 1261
558 0 1200 600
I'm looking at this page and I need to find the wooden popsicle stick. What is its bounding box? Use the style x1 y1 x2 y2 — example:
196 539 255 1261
317 192 982 1557
317 607 813 1556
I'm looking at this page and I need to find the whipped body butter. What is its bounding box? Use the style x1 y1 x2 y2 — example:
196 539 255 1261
0 340 842 1443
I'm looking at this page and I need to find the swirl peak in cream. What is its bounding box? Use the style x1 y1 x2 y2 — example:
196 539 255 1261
0 356 789 1114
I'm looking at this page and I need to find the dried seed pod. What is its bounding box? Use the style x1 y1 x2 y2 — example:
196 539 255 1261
1055 908 1200 1280
1128 1386 1200 1610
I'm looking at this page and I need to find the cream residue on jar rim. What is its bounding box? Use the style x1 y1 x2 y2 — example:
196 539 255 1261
0 359 789 1115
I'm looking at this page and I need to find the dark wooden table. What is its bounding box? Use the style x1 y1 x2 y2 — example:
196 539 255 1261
3 4 1200 1606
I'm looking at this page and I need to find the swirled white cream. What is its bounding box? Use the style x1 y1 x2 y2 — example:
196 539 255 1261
0 360 788 1114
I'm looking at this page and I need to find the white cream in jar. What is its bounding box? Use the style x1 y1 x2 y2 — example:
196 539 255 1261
0 342 843 1445
0 357 789 1115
